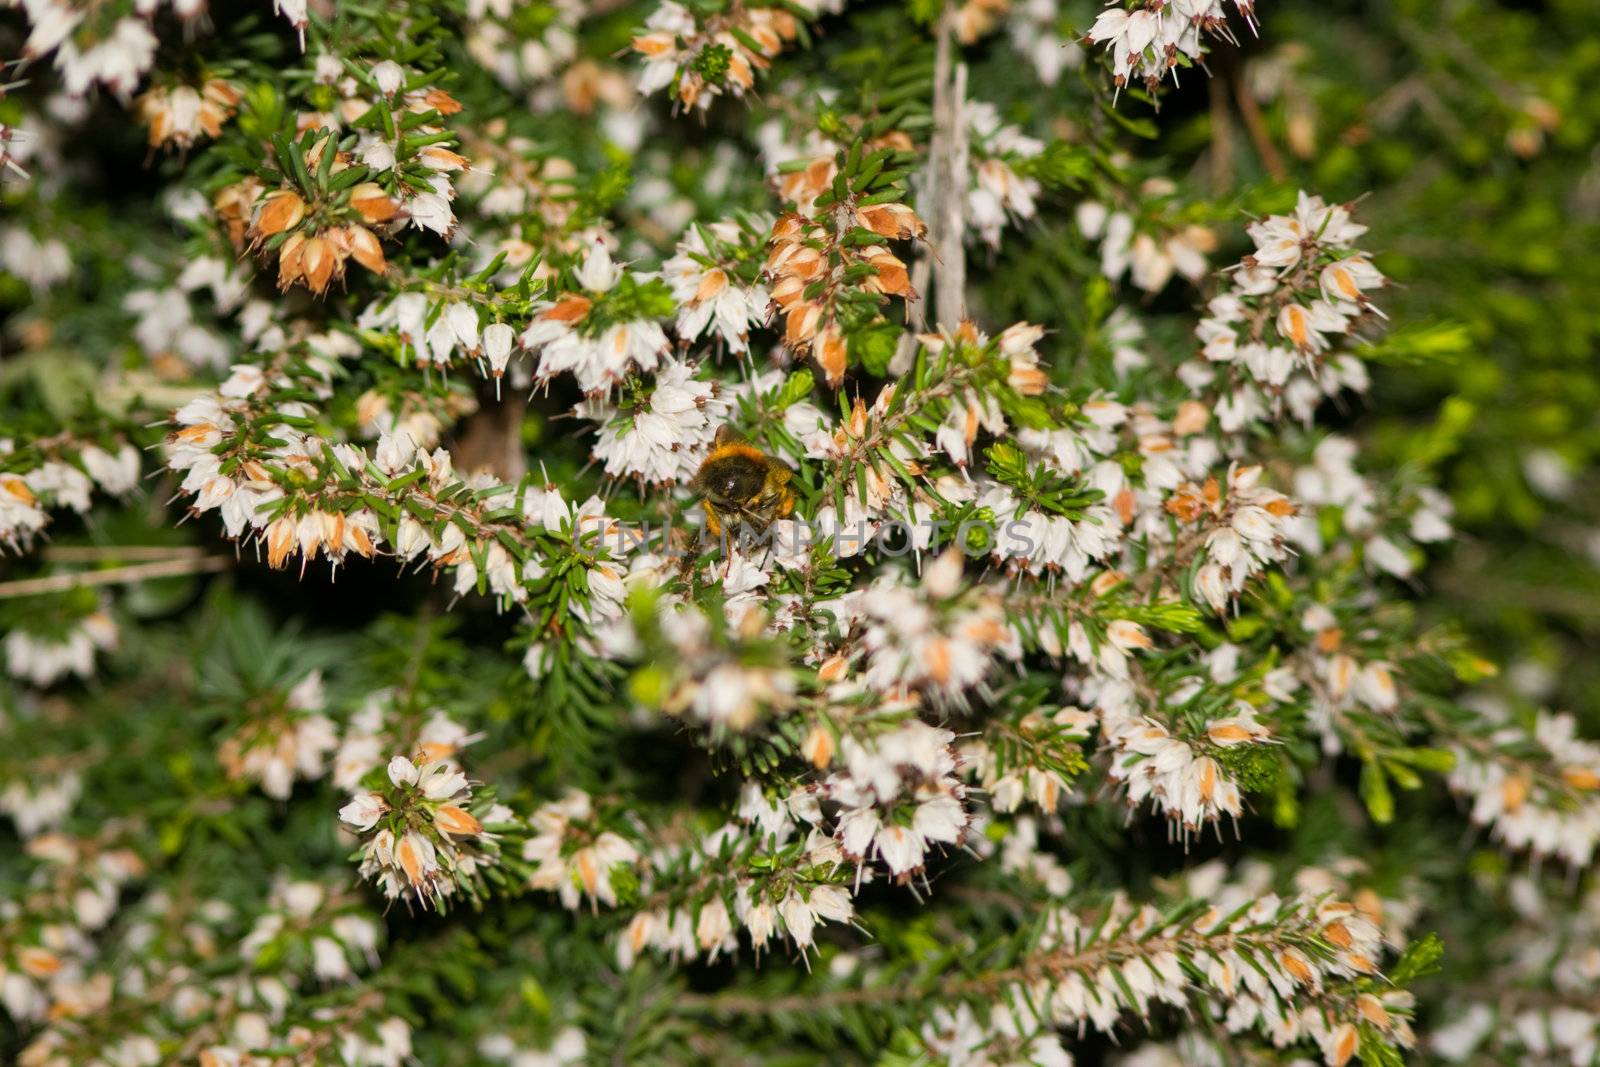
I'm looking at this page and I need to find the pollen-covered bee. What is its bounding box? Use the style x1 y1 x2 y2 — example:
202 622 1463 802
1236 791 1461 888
694 426 796 537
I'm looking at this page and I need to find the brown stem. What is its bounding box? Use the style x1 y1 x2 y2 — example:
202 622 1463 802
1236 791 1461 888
0 556 232 598
928 4 969 327
1232 73 1286 182
676 926 1309 1016
40 544 210 562
1209 73 1234 193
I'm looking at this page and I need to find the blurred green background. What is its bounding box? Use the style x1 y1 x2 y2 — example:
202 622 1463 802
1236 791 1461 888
1243 0 1600 718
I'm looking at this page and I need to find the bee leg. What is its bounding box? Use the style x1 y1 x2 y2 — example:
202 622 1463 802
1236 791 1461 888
704 504 722 539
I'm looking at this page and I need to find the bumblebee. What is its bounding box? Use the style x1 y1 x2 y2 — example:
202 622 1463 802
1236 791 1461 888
694 426 796 538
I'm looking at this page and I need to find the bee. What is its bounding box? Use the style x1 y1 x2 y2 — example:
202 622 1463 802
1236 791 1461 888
694 426 796 538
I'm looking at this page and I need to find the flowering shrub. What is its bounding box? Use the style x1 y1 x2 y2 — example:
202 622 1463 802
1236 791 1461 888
0 0 1593 1064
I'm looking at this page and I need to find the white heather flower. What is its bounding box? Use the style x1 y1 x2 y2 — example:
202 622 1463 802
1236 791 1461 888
576 360 729 484
777 890 818 948
695 896 735 957
79 444 140 494
387 755 420 787
371 60 405 96
1365 536 1413 578
522 250 671 395
523 790 639 910
1277 300 1350 353
663 224 769 352
55 19 159 99
575 241 622 291
418 762 468 801
482 322 516 384
340 793 387 832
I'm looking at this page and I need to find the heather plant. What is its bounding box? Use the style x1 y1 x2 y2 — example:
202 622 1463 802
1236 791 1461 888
0 1 1594 1065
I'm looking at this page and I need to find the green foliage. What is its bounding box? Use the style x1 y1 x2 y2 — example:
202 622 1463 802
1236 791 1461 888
1 0 1596 1064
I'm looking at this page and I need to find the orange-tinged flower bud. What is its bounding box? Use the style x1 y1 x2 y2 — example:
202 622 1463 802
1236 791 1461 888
1207 722 1257 745
802 725 835 769
204 78 242 107
857 202 925 240
18 947 62 978
543 294 593 324
770 213 806 241
575 846 600 894
1357 993 1391 1029
416 740 455 763
396 834 428 884
695 267 729 303
277 231 307 289
1113 486 1139 524
347 524 375 558
632 32 675 57
2 474 36 505
768 274 806 310
1008 364 1047 395
421 146 470 171
816 325 846 386
265 516 297 569
317 510 346 552
350 182 398 223
923 637 952 685
434 805 483 836
1089 570 1126 596
1328 1023 1359 1067
1564 766 1600 790
253 190 306 240
867 251 911 296
1278 949 1314 984
421 88 462 115
301 235 339 294
342 225 387 275
785 303 822 347
1502 774 1530 813
1173 399 1209 436
845 395 868 437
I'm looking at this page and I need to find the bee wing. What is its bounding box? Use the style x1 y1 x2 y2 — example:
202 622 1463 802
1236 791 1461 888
713 424 746 448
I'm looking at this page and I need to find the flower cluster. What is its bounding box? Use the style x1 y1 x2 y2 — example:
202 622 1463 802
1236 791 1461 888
661 220 771 354
966 102 1045 249
0 441 140 553
618 786 856 968
135 78 240 151
1077 196 1216 294
1086 0 1263 97
633 1 841 111
1183 192 1383 429
0 826 145 1027
340 754 507 909
766 194 924 386
522 243 674 395
521 790 641 911
821 720 971 884
1095 676 1273 838
216 670 338 800
1014 890 1405 1064
3 607 117 689
1447 710 1600 868
237 878 381 984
